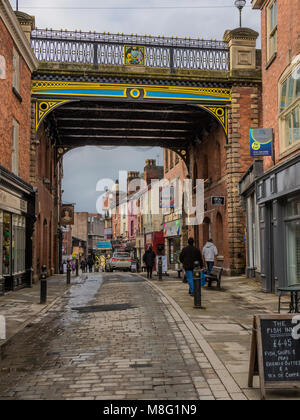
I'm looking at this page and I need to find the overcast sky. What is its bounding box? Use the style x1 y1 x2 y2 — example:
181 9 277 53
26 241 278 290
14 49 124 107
10 0 261 212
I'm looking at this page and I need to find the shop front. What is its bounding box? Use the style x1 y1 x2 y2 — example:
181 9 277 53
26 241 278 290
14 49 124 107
163 219 182 269
256 155 300 292
0 166 35 294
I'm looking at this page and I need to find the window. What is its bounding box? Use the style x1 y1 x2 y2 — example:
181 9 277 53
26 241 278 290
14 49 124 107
266 0 277 62
286 196 300 286
12 48 20 93
279 62 300 153
170 151 174 169
12 119 19 175
165 149 169 172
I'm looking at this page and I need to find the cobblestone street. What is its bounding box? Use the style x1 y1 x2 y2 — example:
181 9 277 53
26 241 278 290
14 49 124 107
0 273 228 401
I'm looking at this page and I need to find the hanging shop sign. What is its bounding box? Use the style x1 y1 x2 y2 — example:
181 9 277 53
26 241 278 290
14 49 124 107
211 196 226 206
60 204 74 226
250 128 273 157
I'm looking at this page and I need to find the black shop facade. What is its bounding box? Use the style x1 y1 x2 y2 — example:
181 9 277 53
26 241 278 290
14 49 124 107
0 165 35 294
241 155 300 293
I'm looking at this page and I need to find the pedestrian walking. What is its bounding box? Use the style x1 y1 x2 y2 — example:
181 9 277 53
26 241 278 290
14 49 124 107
80 259 86 273
87 256 94 273
143 246 156 279
179 238 204 296
202 239 218 275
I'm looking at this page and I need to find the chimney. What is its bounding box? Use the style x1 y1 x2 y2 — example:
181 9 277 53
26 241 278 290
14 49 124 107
127 171 140 194
144 159 163 185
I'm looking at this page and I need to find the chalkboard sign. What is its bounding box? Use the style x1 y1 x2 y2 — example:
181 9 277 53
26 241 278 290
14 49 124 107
248 315 300 400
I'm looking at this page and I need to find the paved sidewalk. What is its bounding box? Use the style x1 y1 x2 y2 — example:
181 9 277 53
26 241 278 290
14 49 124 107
0 270 299 400
0 274 80 353
145 271 300 400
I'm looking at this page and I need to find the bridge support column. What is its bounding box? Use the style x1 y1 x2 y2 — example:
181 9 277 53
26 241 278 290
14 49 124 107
224 28 261 275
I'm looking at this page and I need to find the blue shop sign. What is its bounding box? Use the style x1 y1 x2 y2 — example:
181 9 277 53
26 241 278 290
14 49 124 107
97 242 112 250
250 128 273 157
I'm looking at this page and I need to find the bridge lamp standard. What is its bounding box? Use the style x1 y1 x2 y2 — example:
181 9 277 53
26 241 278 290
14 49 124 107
234 0 246 28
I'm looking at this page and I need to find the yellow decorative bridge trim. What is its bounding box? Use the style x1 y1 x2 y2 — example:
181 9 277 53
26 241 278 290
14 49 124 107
198 105 228 136
35 100 71 131
32 80 231 103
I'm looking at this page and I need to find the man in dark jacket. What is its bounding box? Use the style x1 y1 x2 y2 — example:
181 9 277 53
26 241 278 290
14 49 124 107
143 246 156 279
179 238 203 296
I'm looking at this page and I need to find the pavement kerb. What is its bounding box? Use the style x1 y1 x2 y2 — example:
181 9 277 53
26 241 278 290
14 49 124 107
146 278 244 399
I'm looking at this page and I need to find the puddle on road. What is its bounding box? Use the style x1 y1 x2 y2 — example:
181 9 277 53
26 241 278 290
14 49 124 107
61 274 104 327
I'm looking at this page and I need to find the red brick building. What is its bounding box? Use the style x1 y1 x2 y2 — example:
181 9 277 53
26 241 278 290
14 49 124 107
163 151 188 269
240 0 300 291
0 1 38 293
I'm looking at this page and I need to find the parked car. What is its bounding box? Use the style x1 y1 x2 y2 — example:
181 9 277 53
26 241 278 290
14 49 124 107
106 252 132 272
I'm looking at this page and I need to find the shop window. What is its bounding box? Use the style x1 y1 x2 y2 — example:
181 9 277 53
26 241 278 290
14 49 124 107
12 119 19 176
286 220 300 286
2 213 11 276
168 237 181 265
279 62 300 153
266 0 277 63
170 151 174 169
165 149 169 172
12 215 26 274
287 196 300 217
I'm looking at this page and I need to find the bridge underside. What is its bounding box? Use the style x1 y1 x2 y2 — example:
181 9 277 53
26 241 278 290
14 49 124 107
47 100 216 151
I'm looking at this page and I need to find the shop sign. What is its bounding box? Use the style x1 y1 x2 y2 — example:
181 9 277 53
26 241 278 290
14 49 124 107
250 128 273 157
145 233 153 244
163 220 181 238
0 189 27 214
97 242 112 250
211 196 226 206
60 204 74 225
164 212 181 224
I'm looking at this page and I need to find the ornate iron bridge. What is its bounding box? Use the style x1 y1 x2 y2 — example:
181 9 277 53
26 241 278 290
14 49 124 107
31 29 229 72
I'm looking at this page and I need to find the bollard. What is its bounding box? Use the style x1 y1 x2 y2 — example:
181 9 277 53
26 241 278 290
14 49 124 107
66 261 71 285
76 259 79 277
40 265 47 304
193 262 205 309
158 257 163 281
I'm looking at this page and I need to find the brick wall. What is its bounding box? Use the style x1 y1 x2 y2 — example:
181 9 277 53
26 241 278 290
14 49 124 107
260 0 300 169
186 83 262 275
0 17 32 182
31 121 62 279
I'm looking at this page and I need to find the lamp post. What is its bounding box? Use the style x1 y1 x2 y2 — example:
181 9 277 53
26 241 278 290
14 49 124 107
234 0 246 28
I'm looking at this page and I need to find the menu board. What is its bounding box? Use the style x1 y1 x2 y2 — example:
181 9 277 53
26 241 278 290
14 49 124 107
248 315 300 400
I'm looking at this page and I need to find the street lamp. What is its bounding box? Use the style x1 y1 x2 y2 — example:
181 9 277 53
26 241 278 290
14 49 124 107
234 0 246 28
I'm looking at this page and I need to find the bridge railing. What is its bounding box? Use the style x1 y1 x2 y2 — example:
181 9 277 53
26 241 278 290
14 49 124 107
31 29 229 72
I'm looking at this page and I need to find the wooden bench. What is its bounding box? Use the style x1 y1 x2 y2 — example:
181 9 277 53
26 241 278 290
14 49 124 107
205 266 223 289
